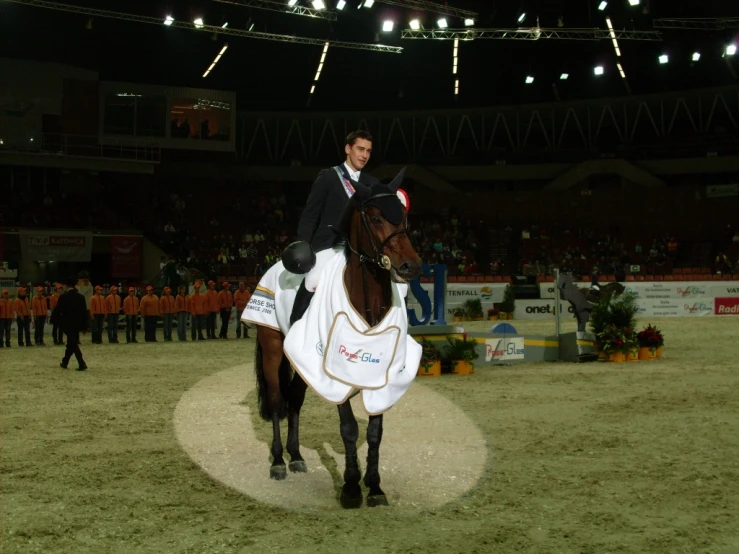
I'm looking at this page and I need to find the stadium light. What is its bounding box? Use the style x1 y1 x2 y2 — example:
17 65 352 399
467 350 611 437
310 42 330 95
658 54 668 64
594 65 604 75
525 75 534 84
193 17 204 28
164 15 174 26
452 37 458 75
616 62 626 78
288 0 298 6
517 12 526 24
726 44 737 56
628 0 639 6
222 22 229 28
409 19 420 30
437 18 447 29
560 72 569 80
363 0 375 7
692 52 701 62
311 0 325 9
382 20 394 31
464 18 474 26
203 43 229 78
337 0 346 9
598 1 607 10
454 78 459 97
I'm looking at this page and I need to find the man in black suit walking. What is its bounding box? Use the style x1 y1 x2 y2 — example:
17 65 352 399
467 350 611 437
51 281 89 371
290 130 378 318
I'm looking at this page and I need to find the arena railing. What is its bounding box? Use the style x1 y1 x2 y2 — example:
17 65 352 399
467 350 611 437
0 133 161 163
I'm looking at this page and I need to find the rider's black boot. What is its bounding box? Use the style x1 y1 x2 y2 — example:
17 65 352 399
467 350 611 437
290 280 315 325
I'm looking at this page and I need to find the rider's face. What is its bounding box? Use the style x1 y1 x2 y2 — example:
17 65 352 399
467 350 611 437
345 139 372 172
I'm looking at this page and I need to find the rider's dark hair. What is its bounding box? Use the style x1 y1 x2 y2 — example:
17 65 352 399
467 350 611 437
346 130 373 146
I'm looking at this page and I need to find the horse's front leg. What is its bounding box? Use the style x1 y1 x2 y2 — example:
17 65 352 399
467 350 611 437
257 326 288 480
337 401 363 508
286 372 308 473
364 414 388 507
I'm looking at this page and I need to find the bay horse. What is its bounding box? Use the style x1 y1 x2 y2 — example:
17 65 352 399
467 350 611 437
254 172 421 509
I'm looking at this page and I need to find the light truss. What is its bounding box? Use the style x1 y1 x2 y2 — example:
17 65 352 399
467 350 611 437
371 0 477 19
401 27 663 41
5 0 401 53
653 18 739 31
213 0 337 22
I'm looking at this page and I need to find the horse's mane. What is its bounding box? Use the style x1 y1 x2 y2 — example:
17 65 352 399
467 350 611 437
333 193 363 262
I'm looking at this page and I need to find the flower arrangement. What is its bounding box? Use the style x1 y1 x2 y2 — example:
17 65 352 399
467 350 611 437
444 332 480 363
596 324 631 354
637 324 664 347
487 307 500 318
419 337 442 364
463 298 484 320
452 307 466 319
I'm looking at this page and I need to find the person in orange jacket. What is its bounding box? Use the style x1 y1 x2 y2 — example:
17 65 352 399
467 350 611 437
159 286 176 341
140 285 159 342
32 286 48 346
122 287 140 343
105 285 122 343
14 287 32 347
50 284 64 345
189 280 206 341
175 285 190 342
204 280 219 339
234 281 252 339
217 281 234 339
90 286 106 344
0 289 14 347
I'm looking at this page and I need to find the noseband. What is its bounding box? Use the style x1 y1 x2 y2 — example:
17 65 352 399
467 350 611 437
348 193 410 271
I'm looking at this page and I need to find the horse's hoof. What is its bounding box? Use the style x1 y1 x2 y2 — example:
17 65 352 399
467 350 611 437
340 485 363 509
366 494 389 508
270 464 287 480
289 460 308 473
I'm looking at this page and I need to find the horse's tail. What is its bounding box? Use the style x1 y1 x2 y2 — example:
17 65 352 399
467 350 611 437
254 337 291 422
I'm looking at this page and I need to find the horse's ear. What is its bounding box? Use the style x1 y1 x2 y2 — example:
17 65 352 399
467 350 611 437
387 167 406 193
354 180 373 201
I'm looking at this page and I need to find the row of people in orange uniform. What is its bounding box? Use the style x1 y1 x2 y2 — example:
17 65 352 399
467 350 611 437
0 280 252 347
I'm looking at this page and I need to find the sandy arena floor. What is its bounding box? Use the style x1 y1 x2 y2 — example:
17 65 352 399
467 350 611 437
1 316 738 553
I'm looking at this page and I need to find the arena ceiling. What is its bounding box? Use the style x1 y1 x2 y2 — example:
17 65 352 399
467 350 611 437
1 0 737 112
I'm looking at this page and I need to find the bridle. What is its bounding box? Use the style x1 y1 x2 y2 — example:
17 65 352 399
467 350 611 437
346 192 410 326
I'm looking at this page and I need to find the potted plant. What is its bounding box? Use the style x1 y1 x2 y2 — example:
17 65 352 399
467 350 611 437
452 307 465 322
499 284 516 319
463 298 484 321
596 324 629 363
417 337 442 377
487 307 500 321
624 327 639 362
637 324 664 360
444 332 480 376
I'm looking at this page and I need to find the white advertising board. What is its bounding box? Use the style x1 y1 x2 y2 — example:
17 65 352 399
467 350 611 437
485 337 525 362
539 280 739 300
515 297 715 319
407 282 508 317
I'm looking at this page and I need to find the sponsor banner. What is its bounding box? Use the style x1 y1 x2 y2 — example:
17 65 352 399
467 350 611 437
514 299 573 320
539 281 739 299
715 297 739 315
407 282 508 314
19 230 92 262
110 236 142 278
485 337 525 362
517 297 715 318
705 184 738 198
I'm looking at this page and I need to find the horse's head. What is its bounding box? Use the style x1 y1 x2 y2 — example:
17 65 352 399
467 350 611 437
339 168 422 282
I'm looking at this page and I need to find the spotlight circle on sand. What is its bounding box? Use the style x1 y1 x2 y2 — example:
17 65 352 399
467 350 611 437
174 364 487 511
